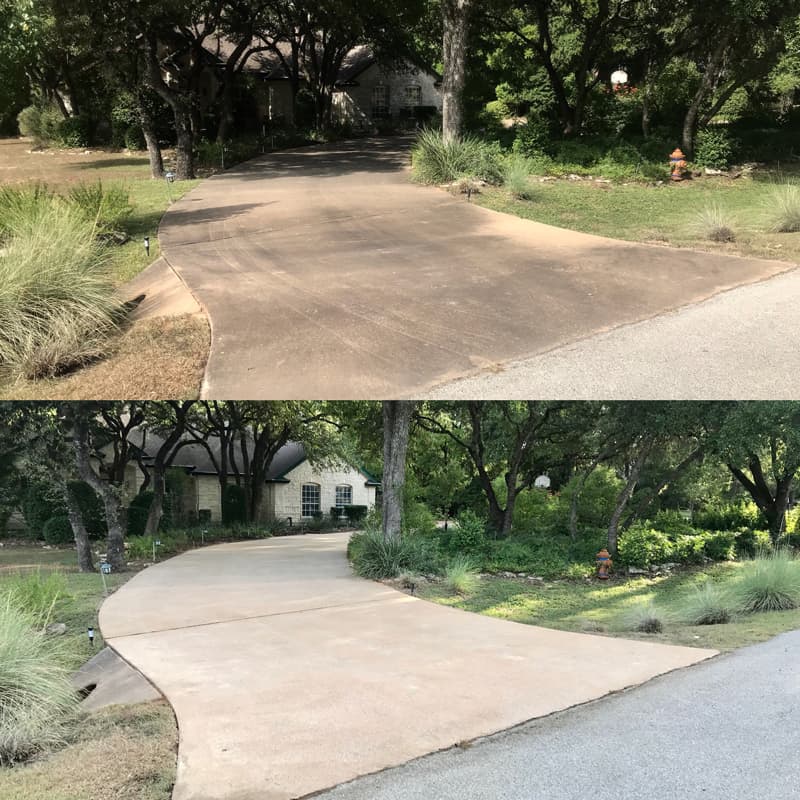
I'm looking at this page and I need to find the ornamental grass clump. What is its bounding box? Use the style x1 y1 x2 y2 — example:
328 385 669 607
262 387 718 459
0 190 121 378
766 183 800 233
0 598 79 766
348 528 440 579
443 554 480 595
503 155 537 201
626 599 668 634
410 128 502 185
679 582 736 626
731 549 800 613
694 203 736 243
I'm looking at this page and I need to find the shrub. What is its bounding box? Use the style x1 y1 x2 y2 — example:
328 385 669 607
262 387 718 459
222 484 247 525
21 481 65 539
0 193 120 379
731 550 800 613
67 181 133 232
410 128 503 185
694 502 763 532
57 115 90 148
552 139 601 167
512 117 552 157
626 600 666 634
343 505 368 525
127 492 153 538
503 154 536 200
16 106 63 144
694 128 734 169
16 106 42 140
443 554 480 594
704 530 737 561
672 533 708 564
766 184 800 233
447 510 488 555
348 528 440 579
680 582 735 625
782 531 800 550
617 523 673 568
402 500 438 537
124 125 146 151
651 509 694 538
695 204 736 242
0 598 78 765
736 528 773 558
67 480 104 539
42 515 73 545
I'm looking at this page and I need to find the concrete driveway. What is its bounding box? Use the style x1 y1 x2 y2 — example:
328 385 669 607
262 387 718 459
100 534 714 800
318 630 800 800
158 137 793 399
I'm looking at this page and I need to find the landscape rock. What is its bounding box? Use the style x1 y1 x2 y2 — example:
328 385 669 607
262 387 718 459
627 566 649 576
46 622 67 636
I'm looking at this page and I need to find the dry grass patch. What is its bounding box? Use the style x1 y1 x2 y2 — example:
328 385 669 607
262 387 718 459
3 702 177 800
0 313 209 399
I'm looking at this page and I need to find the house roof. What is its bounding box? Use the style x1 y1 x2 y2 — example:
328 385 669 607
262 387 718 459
123 431 379 486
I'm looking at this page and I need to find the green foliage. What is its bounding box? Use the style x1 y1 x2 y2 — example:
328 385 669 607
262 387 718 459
694 502 763 531
42 514 73 545
67 480 104 539
703 530 737 561
67 181 133 232
694 204 736 243
410 128 503 184
446 510 487 555
502 154 537 200
0 190 120 379
782 530 800 550
402 499 438 537
221 484 247 525
766 184 800 232
626 599 666 634
731 550 800 613
16 105 62 144
443 554 480 595
127 491 153 538
617 523 673 568
57 115 90 148
348 528 441 579
694 128 735 169
21 481 64 539
736 528 773 558
343 504 368 525
511 488 560 536
1 571 68 626
679 582 735 625
512 117 552 157
672 533 708 564
651 510 694 537
0 597 78 766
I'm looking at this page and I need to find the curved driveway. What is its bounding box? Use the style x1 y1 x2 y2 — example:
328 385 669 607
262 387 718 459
100 534 714 800
159 138 792 399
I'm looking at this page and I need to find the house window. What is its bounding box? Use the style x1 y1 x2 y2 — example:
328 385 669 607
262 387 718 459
404 85 422 107
301 483 321 517
335 485 353 508
372 85 390 118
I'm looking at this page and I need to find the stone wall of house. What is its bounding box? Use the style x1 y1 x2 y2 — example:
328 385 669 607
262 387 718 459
332 62 441 126
270 460 376 523
196 474 222 521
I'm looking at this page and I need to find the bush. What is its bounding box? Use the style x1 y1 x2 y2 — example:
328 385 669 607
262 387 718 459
672 533 708 564
617 523 673 568
736 528 772 558
410 128 503 185
447 510 488 555
0 191 120 379
766 184 800 233
343 505 368 525
704 530 737 561
694 128 735 169
694 204 736 243
502 154 536 200
680 582 735 625
651 510 694 538
348 528 441 579
694 502 763 531
67 480 104 539
512 117 552 157
21 481 65 539
42 515 73 545
127 492 153 538
402 500 438 537
0 598 78 765
57 115 90 148
16 105 63 144
222 484 247 525
782 531 800 550
67 181 133 232
443 554 480 594
731 550 800 613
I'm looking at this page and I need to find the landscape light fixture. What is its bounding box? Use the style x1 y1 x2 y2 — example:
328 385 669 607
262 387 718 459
165 171 175 183
143 236 150 257
87 626 95 646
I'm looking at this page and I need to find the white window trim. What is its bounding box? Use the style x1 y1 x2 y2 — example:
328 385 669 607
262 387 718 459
335 485 353 508
301 483 321 518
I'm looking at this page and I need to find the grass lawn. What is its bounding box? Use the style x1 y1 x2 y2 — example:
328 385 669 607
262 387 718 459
419 564 800 652
0 543 177 800
477 169 800 264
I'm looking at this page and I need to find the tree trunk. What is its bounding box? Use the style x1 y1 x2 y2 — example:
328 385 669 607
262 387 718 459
382 401 415 540
569 457 603 541
139 104 164 179
143 469 165 538
442 0 472 142
607 442 652 553
681 38 729 158
73 413 127 571
65 485 94 573
174 107 195 180
728 459 793 545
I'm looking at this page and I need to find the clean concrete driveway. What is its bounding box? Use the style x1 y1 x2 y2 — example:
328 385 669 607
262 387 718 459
318 630 800 800
159 138 793 399
100 534 714 800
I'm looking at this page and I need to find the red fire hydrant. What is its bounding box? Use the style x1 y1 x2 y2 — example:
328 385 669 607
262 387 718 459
669 148 687 182
596 548 612 580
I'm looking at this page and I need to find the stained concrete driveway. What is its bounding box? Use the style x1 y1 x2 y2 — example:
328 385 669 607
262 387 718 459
100 534 715 800
159 137 793 399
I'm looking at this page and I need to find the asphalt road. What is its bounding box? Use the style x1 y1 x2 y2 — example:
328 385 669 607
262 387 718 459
158 136 793 399
318 630 800 800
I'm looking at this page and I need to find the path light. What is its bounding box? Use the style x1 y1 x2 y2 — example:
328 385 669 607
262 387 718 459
143 236 150 257
611 67 629 86
152 539 161 562
87 626 95 646
164 171 175 183
596 548 612 580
